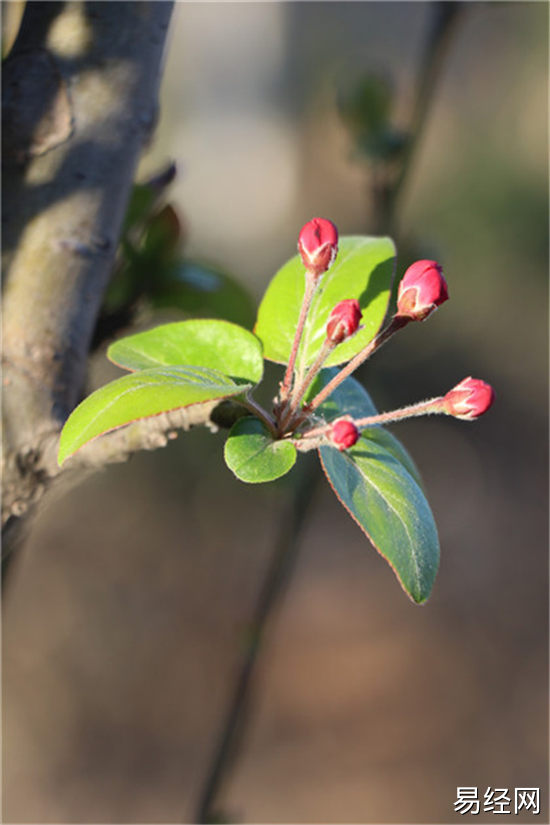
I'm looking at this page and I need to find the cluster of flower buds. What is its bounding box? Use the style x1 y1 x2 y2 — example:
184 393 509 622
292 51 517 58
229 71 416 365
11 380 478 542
276 217 494 449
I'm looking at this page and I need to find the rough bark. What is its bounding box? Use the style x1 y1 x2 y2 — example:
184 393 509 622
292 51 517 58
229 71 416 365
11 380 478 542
2 2 180 538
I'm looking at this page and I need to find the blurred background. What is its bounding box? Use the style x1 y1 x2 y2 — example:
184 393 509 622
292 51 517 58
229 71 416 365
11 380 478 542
3 2 548 823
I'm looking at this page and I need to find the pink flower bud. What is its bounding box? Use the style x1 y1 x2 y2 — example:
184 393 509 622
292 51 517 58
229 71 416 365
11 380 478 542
443 377 495 420
298 217 339 278
326 299 362 344
330 418 360 451
396 259 448 321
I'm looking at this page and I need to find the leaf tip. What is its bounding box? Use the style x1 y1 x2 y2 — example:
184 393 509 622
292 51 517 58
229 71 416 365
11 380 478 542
409 588 432 606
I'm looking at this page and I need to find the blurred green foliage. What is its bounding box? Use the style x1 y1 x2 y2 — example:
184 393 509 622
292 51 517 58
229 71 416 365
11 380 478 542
98 167 256 344
337 73 408 163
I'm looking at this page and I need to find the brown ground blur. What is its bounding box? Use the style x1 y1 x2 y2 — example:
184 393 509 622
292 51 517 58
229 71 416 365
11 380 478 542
3 3 548 823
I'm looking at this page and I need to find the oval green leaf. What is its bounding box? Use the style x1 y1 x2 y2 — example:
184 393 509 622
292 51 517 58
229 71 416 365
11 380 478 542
224 417 297 484
308 369 422 486
319 438 439 603
58 366 251 465
255 236 395 369
108 319 263 384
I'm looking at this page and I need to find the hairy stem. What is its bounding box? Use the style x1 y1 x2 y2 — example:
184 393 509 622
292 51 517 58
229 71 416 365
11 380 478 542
279 274 317 403
306 316 409 414
354 398 445 427
279 339 334 434
302 397 445 440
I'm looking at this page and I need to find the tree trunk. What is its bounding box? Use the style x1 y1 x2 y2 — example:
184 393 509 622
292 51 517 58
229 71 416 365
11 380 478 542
2 1 174 549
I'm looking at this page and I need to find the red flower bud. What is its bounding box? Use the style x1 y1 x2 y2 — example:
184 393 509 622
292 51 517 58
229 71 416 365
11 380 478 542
396 259 448 321
330 418 360 451
326 299 362 344
298 217 339 278
443 377 495 420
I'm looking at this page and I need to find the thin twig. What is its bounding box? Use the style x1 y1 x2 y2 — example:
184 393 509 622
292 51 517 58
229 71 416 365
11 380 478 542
375 3 462 234
195 456 319 824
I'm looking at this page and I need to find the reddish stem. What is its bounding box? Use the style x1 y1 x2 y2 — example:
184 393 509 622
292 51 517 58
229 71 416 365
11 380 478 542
279 339 334 433
279 273 317 403
305 315 410 413
301 396 446 441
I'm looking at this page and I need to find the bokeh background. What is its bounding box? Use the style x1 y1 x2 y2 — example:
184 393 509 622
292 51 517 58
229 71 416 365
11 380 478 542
3 3 548 823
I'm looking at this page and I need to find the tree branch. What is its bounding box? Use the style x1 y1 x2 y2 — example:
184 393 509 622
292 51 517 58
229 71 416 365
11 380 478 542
2 2 176 535
196 455 320 824
370 2 462 234
388 2 462 227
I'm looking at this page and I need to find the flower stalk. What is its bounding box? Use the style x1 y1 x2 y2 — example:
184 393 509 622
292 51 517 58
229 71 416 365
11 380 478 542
299 396 445 441
293 397 443 449
297 376 495 447
280 298 363 434
279 339 334 433
279 273 317 403
305 314 410 414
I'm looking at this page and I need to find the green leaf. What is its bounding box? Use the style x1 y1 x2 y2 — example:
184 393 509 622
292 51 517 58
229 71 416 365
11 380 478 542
309 369 422 486
255 236 395 369
319 439 439 603
108 320 264 384
142 205 181 261
149 259 256 329
122 183 156 234
58 366 251 465
224 417 296 484
122 163 177 234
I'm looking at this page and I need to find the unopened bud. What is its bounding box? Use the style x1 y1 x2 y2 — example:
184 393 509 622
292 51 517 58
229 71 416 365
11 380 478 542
326 299 362 344
396 259 448 321
443 377 495 420
298 217 339 278
330 418 360 451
